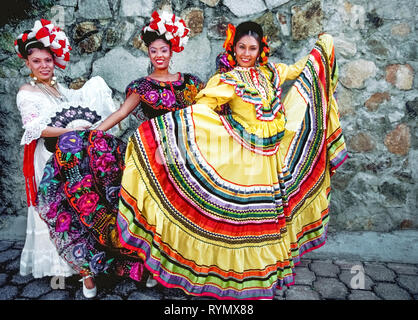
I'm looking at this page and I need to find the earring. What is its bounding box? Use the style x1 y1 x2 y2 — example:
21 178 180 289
50 76 57 86
147 61 154 75
29 72 37 86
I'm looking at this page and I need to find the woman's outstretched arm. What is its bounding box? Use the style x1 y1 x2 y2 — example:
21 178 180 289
96 93 141 132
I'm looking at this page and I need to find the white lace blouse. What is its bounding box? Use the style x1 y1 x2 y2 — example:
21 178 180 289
16 76 117 145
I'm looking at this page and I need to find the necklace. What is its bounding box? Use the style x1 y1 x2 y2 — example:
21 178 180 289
35 82 68 104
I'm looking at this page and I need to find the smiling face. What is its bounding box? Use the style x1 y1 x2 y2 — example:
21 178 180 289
25 48 55 82
148 38 172 71
234 35 260 68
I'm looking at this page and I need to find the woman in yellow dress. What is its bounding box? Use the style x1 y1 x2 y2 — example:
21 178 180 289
117 21 347 300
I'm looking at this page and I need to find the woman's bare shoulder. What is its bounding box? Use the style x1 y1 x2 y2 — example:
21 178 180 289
18 83 41 94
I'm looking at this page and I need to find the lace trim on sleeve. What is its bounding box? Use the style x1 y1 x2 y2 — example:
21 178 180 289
16 91 51 145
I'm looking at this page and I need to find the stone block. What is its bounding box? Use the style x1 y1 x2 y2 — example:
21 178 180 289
374 283 412 300
364 262 396 282
73 21 98 42
391 23 411 37
0 241 13 252
310 260 340 277
0 273 7 287
387 263 418 276
113 279 138 297
313 277 348 299
171 34 212 82
385 64 414 90
182 8 204 37
276 13 290 36
199 0 220 7
334 37 357 58
207 16 229 40
66 56 94 79
128 289 163 300
340 2 367 29
223 0 267 17
285 285 321 300
57 0 77 6
21 279 53 299
367 39 388 56
384 124 410 156
265 0 291 9
92 47 149 93
40 290 71 300
340 59 377 89
294 267 316 285
348 132 375 153
101 294 123 300
348 290 381 300
336 86 355 117
364 92 390 111
11 273 34 285
78 0 112 20
291 0 323 40
397 275 418 294
254 12 281 44
78 33 103 54
0 249 21 264
120 0 154 18
105 21 136 47
0 286 18 300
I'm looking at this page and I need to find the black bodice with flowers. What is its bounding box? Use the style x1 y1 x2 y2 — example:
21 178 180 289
125 73 204 119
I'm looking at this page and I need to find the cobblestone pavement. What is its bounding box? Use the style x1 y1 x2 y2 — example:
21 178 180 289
0 240 417 301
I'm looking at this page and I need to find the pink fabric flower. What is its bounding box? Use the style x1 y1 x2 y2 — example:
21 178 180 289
46 202 59 219
144 90 159 104
95 153 117 173
55 211 71 232
76 192 99 215
81 175 93 188
69 175 93 194
94 137 110 152
69 181 82 194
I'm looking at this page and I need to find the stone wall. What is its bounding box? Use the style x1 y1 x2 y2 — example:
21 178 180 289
0 0 416 239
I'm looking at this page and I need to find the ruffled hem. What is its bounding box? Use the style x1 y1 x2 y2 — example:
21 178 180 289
115 33 346 300
20 248 77 278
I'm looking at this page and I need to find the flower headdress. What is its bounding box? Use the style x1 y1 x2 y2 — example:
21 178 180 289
223 24 237 67
14 19 72 69
142 11 190 53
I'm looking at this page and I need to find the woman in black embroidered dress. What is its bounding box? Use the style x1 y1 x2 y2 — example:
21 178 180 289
36 11 204 298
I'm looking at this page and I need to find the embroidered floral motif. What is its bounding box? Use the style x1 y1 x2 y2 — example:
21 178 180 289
55 211 72 233
58 132 83 153
125 73 204 119
183 83 198 104
38 130 143 279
